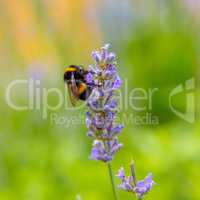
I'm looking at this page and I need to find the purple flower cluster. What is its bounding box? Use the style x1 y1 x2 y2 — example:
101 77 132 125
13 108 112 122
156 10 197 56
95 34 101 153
116 163 154 199
85 44 123 163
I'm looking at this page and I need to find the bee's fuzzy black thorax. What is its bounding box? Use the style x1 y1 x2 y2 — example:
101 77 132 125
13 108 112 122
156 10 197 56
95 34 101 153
64 65 85 83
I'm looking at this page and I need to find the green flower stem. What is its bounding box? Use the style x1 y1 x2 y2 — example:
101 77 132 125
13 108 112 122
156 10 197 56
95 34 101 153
107 162 118 200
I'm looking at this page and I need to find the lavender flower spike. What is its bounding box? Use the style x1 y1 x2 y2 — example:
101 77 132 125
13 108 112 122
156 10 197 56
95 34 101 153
116 162 155 199
86 44 123 163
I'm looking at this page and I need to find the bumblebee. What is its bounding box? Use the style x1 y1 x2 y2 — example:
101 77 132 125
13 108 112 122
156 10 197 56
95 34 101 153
64 65 92 105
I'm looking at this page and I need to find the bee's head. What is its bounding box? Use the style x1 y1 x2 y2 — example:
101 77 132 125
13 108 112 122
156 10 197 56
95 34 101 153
77 66 85 74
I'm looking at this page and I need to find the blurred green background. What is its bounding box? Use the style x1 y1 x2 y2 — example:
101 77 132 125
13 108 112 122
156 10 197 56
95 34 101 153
0 0 200 200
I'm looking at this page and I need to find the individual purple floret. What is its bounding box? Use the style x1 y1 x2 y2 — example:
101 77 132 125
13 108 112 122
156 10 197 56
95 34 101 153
134 174 154 198
86 44 123 163
90 139 122 162
116 162 154 199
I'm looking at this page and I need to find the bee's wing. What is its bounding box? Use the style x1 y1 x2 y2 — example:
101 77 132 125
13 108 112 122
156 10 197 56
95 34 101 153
67 73 79 106
67 84 78 106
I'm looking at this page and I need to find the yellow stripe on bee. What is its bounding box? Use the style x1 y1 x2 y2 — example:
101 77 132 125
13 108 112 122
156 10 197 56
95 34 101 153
78 83 87 94
64 67 76 73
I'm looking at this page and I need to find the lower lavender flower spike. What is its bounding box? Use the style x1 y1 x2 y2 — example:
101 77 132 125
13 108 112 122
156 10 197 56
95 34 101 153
116 161 155 199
